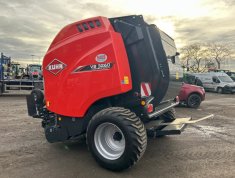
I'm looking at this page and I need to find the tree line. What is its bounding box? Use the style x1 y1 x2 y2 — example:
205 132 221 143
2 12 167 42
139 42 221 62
180 43 233 72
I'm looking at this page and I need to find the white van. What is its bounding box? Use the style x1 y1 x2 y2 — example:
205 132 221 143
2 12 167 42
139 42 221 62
193 72 235 94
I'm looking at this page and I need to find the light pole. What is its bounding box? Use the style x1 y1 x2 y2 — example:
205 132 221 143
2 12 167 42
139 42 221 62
38 56 41 64
31 55 35 63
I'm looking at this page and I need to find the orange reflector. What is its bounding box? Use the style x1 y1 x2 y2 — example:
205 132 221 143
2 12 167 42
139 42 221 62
46 101 50 107
147 104 153 113
141 101 146 106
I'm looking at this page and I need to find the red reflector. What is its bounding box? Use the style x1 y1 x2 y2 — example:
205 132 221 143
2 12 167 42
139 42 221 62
176 96 180 102
147 104 153 113
32 72 39 75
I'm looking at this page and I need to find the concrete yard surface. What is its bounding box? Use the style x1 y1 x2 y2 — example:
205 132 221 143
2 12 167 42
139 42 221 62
0 92 235 178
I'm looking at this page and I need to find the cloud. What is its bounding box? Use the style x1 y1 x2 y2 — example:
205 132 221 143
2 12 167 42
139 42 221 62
174 16 235 49
222 0 235 6
0 0 128 61
0 0 235 64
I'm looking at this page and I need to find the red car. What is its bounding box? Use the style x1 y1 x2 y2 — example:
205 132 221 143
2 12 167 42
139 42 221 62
179 83 205 108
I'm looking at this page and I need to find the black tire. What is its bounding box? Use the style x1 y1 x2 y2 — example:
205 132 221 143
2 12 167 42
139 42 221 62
187 93 201 108
86 107 147 171
0 82 3 95
160 108 176 122
34 82 43 90
31 89 44 107
217 87 223 94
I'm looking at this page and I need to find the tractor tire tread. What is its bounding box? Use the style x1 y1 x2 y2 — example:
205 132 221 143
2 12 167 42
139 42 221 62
86 107 147 171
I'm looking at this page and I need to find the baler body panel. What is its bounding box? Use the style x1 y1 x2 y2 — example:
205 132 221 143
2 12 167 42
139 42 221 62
43 17 132 117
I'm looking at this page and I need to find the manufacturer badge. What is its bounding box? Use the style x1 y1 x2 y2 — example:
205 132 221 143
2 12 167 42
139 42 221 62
96 54 107 63
46 59 67 75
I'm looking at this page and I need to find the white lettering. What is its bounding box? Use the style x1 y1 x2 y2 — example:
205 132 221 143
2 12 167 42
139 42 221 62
48 64 63 71
98 63 110 68
90 65 96 69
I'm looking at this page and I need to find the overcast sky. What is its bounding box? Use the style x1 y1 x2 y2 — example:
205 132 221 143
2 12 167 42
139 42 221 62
1 0 235 66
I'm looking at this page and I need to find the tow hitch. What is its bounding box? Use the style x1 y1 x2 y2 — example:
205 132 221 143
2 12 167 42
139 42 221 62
146 114 214 137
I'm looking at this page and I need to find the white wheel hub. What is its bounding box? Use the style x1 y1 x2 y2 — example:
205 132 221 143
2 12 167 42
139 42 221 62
94 122 125 160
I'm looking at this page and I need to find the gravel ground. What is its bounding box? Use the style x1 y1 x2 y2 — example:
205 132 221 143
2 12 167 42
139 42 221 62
0 92 234 178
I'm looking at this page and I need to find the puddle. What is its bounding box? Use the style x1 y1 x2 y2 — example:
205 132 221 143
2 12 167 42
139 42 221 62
186 125 227 138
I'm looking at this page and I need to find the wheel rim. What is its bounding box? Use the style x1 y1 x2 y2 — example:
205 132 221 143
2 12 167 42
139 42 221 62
94 122 125 160
189 95 200 107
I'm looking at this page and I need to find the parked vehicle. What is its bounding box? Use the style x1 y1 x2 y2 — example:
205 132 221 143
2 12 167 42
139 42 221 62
227 71 235 81
26 15 213 171
179 83 205 108
209 69 230 73
209 69 235 82
193 72 235 94
0 53 43 95
23 64 42 80
183 73 196 85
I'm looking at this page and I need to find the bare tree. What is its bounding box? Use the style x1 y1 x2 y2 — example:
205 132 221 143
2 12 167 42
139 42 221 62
180 45 192 71
207 43 232 69
180 43 208 72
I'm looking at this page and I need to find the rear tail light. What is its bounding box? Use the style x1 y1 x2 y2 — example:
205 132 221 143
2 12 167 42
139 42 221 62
32 72 39 75
147 104 153 113
175 96 180 103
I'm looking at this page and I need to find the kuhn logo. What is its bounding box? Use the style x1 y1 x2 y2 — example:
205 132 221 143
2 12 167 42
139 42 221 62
46 59 67 75
96 54 107 63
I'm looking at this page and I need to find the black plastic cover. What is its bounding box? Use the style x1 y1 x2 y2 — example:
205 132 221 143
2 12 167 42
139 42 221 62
109 15 180 106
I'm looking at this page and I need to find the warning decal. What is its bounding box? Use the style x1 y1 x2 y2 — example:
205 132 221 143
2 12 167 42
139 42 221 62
141 82 151 97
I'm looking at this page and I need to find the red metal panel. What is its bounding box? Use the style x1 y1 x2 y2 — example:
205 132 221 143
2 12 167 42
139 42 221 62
43 17 132 117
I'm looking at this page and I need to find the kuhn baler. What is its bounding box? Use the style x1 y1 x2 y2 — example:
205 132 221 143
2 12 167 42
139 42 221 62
27 15 213 171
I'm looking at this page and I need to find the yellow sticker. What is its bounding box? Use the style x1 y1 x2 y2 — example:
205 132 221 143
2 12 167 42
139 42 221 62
124 76 129 84
176 72 179 80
